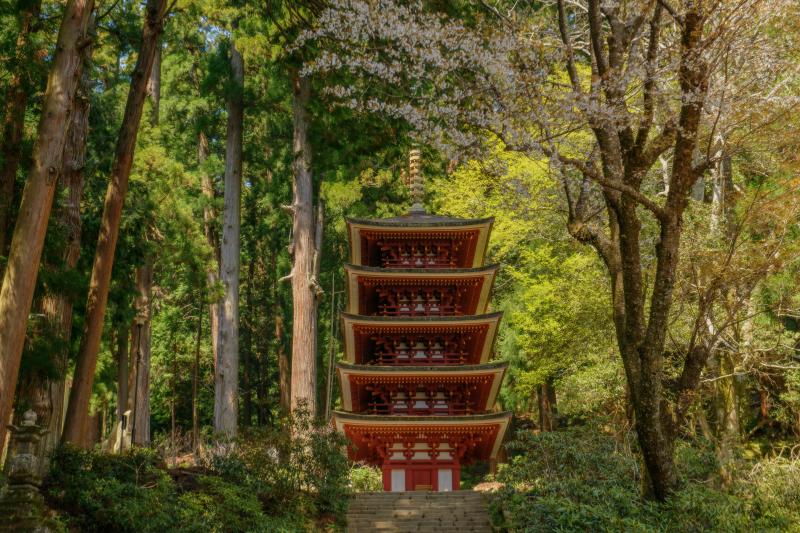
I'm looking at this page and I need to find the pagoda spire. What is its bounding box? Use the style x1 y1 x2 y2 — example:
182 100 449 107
408 149 426 215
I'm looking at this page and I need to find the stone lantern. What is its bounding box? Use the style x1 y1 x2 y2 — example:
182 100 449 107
0 410 52 532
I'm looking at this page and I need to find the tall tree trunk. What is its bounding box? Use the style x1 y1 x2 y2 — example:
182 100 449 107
128 264 153 444
241 253 255 427
537 378 557 431
29 36 93 460
214 38 244 437
198 132 220 368
277 312 290 413
115 325 129 430
0 0 43 257
192 297 202 453
710 136 735 235
0 0 95 454
711 351 739 486
708 137 739 484
147 43 161 126
62 0 167 445
254 335 269 424
253 256 270 424
288 73 318 416
240 189 258 427
125 17 160 447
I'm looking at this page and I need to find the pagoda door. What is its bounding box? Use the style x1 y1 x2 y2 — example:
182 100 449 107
410 468 433 491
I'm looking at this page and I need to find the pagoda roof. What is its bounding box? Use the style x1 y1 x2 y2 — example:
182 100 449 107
332 410 512 461
347 214 494 227
340 312 502 365
337 360 507 373
347 216 493 268
346 264 499 275
344 264 499 316
336 361 507 413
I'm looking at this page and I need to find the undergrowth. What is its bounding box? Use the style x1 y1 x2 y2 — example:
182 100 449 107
489 426 800 533
44 411 350 532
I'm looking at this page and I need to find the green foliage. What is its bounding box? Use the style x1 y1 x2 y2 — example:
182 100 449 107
491 427 800 532
46 446 183 533
176 475 283 533
431 144 620 416
45 412 350 532
348 463 383 492
207 408 351 519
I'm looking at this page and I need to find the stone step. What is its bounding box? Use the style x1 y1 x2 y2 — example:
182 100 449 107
350 524 491 527
349 512 488 516
347 491 493 533
353 497 487 503
349 520 492 525
349 516 490 520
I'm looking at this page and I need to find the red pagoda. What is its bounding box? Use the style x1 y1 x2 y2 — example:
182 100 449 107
333 151 510 492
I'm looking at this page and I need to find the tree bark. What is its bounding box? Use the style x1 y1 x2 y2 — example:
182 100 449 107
277 312 290 413
128 263 153 445
537 378 557 431
146 43 161 126
0 0 95 454
241 231 255 427
289 72 318 416
115 325 129 430
62 0 167 445
198 131 220 368
192 296 202 453
556 2 710 500
0 0 43 257
710 351 739 485
214 38 244 437
708 138 739 485
271 250 290 415
29 36 93 460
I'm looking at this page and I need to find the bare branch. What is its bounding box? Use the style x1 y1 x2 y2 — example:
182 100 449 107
639 121 677 170
657 0 682 24
588 0 608 77
634 4 663 154
556 0 582 94
552 150 668 219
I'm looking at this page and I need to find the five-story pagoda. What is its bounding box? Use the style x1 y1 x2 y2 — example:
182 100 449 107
333 151 510 492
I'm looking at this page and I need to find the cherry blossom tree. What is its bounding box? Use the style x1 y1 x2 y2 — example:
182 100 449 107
299 0 800 499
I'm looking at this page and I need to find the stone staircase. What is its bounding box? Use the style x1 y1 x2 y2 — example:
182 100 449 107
346 491 493 532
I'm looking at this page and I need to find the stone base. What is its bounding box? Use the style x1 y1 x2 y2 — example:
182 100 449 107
0 484 54 532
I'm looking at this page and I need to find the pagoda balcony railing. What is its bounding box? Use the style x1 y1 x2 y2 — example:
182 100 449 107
370 352 467 365
368 400 473 416
378 240 459 269
375 287 463 317
360 384 479 416
370 335 470 365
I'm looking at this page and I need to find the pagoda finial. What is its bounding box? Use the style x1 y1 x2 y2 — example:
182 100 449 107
408 149 426 215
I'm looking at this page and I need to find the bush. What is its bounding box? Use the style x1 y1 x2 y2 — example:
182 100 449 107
46 445 185 532
206 408 351 520
348 463 383 492
176 475 276 532
489 426 800 533
44 412 351 532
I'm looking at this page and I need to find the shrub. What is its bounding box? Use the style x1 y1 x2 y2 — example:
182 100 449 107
489 426 800 533
44 412 351 532
174 475 302 532
205 408 351 520
45 445 184 533
349 463 383 492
